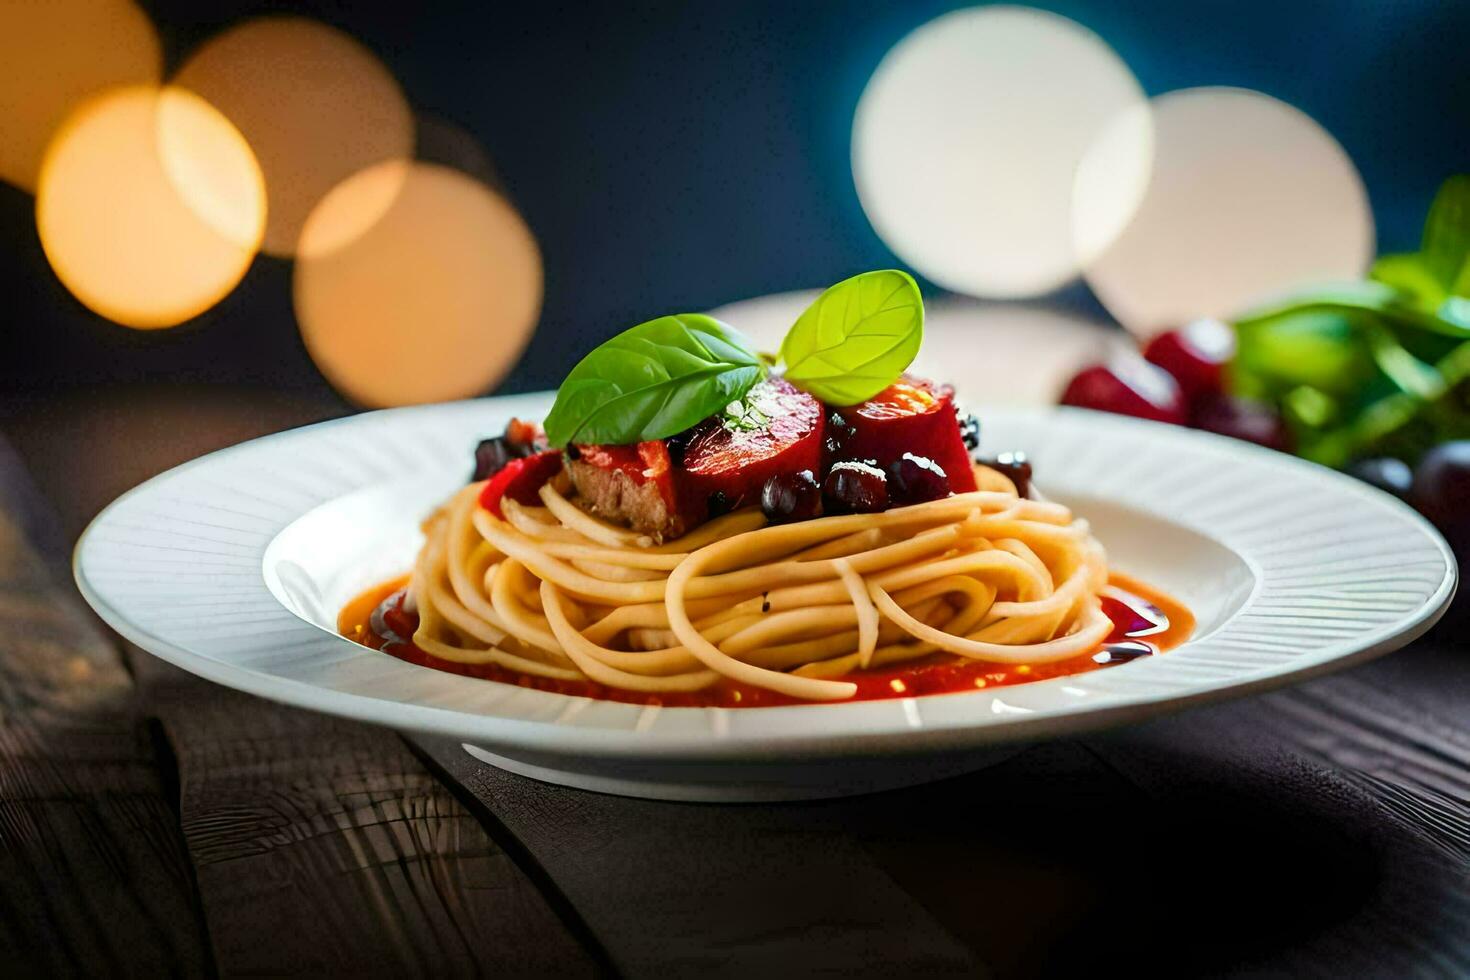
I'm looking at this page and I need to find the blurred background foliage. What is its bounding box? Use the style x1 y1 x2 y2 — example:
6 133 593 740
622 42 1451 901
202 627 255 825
1231 178 1470 468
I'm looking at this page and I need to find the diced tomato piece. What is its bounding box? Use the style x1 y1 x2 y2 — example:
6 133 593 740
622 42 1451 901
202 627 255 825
678 377 825 510
635 440 678 504
478 450 564 517
833 375 976 493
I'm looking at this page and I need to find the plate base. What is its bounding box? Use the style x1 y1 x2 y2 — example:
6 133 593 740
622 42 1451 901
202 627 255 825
461 742 1025 802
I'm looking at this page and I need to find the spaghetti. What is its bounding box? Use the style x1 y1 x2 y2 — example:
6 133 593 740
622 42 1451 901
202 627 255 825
389 462 1139 702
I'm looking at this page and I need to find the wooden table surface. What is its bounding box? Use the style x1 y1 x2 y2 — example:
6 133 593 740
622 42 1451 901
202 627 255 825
2 388 1466 978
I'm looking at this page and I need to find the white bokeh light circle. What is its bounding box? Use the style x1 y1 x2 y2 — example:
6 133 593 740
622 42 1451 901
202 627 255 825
852 6 1151 298
1080 87 1374 337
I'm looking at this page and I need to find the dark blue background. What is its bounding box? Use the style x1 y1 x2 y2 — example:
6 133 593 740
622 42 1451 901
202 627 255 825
4 0 1467 399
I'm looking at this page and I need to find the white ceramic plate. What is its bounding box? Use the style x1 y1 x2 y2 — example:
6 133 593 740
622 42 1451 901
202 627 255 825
74 396 1457 801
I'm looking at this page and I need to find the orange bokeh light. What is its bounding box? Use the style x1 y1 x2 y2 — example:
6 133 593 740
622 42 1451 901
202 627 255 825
36 85 266 329
294 161 542 407
0 0 161 191
173 16 414 257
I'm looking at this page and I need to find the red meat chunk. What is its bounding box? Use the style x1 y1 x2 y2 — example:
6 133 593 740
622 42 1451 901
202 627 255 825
564 440 694 538
677 377 824 512
832 375 977 494
565 377 824 539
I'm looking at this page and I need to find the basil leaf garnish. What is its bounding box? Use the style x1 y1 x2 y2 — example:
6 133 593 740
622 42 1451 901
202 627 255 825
777 269 923 405
542 314 763 447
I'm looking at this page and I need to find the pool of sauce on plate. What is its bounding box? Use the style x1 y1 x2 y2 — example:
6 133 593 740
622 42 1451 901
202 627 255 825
338 571 1194 708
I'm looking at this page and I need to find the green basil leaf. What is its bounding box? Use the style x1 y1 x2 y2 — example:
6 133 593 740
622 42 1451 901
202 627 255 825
541 314 763 447
777 269 923 405
1421 174 1470 289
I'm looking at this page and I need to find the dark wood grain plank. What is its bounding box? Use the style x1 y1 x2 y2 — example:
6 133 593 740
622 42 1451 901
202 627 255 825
0 437 68 580
130 652 604 979
7 396 601 975
414 735 984 978
1086 644 1470 978
0 447 210 975
417 644 1470 978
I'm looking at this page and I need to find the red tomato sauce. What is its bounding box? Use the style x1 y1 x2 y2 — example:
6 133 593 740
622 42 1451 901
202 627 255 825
338 571 1194 708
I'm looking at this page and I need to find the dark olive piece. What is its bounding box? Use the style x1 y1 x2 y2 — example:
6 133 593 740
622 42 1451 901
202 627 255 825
826 410 856 442
888 453 950 505
955 406 981 451
760 469 822 523
664 426 698 468
985 451 1033 498
471 437 514 481
565 443 582 461
707 490 733 519
821 412 854 469
822 461 888 514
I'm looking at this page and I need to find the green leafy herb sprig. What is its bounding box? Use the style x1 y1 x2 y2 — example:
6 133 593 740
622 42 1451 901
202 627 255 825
778 269 924 405
1231 176 1470 467
541 314 763 448
543 270 924 447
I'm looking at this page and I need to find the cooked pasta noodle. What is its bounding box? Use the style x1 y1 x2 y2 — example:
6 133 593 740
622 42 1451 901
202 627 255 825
403 463 1113 701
